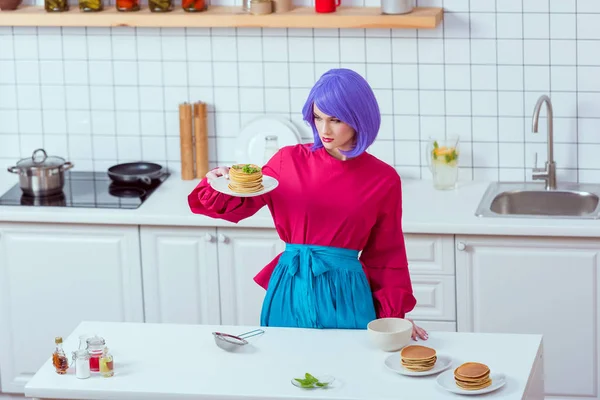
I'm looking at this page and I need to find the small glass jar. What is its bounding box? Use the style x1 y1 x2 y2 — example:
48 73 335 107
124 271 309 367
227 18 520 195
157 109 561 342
74 350 91 379
44 0 68 12
263 135 279 163
116 0 140 11
99 347 114 378
86 335 105 373
148 0 173 12
79 0 103 11
182 0 206 11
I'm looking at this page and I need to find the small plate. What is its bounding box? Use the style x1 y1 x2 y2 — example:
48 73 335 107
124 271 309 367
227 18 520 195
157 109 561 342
210 175 279 198
436 370 506 395
291 373 335 390
384 353 453 377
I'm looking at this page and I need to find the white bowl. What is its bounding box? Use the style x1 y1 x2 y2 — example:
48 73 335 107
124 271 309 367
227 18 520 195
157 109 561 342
367 318 413 352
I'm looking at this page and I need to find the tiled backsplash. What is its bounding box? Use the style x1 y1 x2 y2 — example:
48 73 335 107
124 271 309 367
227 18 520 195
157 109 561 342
1 0 600 183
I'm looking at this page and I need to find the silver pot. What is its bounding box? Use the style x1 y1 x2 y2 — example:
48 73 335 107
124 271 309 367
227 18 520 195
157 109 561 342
7 148 74 197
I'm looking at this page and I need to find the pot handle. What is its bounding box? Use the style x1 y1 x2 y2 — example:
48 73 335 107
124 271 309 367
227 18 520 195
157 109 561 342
61 162 74 172
140 176 152 185
7 166 18 174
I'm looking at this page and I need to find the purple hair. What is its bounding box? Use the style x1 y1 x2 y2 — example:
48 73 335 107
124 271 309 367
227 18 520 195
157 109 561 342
302 68 381 158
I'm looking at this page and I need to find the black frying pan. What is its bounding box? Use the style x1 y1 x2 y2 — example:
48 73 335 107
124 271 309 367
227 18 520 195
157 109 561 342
107 162 164 186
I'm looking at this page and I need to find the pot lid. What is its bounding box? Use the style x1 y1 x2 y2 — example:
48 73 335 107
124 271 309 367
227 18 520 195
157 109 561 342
16 148 66 169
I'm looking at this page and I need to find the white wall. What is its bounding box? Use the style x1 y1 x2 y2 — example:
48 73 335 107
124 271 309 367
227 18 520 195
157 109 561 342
1 0 599 183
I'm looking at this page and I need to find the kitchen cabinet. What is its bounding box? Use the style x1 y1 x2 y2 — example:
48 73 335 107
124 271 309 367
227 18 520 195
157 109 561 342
140 226 221 325
0 222 144 394
404 234 456 323
138 227 456 328
455 235 600 400
217 228 285 326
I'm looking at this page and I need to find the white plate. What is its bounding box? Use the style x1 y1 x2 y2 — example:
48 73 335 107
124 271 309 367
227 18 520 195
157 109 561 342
291 373 335 390
235 116 301 165
436 370 506 395
384 353 453 377
210 175 279 198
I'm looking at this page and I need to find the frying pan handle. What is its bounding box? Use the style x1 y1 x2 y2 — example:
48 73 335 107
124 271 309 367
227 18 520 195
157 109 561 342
140 176 152 185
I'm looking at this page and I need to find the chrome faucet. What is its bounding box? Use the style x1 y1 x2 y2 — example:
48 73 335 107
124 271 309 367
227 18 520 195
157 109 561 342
531 95 557 190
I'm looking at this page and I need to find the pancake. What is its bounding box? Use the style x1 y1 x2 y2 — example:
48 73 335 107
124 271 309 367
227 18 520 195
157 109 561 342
400 345 437 372
228 164 264 194
454 362 492 390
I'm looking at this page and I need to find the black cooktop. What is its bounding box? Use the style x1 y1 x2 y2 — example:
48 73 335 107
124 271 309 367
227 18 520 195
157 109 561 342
0 171 169 209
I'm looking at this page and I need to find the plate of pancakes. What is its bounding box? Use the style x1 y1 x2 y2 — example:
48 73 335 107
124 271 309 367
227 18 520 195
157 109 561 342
436 362 506 395
384 345 452 377
210 164 279 198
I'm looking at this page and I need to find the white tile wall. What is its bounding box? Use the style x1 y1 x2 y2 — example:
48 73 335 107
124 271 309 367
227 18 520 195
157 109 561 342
1 0 600 183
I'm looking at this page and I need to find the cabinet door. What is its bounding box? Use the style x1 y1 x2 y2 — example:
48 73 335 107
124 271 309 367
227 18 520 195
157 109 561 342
0 222 143 394
405 234 456 321
456 235 600 399
140 226 220 325
217 228 285 326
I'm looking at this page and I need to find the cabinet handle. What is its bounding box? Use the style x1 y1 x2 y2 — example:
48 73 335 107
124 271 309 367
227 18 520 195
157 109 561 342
204 233 214 242
456 242 466 251
218 234 228 243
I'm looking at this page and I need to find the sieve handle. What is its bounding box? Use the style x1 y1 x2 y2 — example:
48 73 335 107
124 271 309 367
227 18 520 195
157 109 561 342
238 329 265 339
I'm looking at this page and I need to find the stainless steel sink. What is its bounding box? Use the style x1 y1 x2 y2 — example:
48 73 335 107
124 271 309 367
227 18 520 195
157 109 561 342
475 182 600 219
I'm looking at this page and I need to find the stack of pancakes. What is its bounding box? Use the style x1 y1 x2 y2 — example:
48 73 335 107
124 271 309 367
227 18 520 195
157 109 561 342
400 345 437 372
228 164 264 194
454 362 492 390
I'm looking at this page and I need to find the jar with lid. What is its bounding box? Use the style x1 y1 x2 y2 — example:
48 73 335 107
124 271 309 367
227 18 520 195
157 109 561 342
99 347 114 378
148 0 173 12
86 335 105 372
116 0 139 11
52 337 69 375
44 0 68 11
182 0 206 11
78 0 102 11
73 349 91 379
263 135 279 163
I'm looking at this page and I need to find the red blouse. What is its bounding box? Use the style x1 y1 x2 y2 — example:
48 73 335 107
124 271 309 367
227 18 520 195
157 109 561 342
188 144 417 319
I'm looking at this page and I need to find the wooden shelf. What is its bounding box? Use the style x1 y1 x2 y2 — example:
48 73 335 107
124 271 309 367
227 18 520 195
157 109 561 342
0 5 442 28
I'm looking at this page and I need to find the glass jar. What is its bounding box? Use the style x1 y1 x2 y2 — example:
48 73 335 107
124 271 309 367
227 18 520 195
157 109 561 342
44 0 68 12
148 0 173 12
263 135 279 164
86 335 105 372
52 337 69 375
74 349 91 379
182 0 206 11
116 0 140 11
79 0 103 11
100 347 114 378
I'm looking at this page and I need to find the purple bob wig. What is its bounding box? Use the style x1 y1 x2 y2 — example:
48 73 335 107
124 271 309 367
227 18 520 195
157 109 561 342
302 68 381 158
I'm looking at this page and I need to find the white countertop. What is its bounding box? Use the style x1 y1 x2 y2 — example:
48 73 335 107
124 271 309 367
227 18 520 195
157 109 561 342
24 321 542 400
1 173 600 237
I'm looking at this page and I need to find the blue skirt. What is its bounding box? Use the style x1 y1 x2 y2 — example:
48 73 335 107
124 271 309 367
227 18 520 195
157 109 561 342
260 243 377 329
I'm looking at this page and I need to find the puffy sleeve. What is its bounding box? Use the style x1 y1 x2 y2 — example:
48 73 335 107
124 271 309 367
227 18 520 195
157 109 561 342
187 148 284 224
359 176 417 319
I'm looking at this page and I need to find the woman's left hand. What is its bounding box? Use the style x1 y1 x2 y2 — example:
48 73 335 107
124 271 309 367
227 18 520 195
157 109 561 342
407 318 428 341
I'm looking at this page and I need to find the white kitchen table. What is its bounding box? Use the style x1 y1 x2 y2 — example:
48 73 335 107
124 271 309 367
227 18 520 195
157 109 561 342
25 321 544 400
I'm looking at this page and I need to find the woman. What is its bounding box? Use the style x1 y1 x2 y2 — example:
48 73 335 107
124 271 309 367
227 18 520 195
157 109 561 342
188 68 428 341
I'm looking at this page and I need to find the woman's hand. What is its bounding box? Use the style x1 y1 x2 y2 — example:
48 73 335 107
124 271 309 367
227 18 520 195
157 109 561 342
206 166 230 182
407 318 428 341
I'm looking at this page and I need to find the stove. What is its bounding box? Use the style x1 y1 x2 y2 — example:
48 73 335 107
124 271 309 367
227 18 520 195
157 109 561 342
0 171 169 209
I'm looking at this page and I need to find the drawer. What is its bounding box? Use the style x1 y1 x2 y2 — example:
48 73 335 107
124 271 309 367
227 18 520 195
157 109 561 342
405 275 455 321
405 234 454 275
412 320 456 332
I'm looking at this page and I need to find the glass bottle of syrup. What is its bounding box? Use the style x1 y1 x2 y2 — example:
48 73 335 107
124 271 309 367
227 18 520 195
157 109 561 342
52 336 69 374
